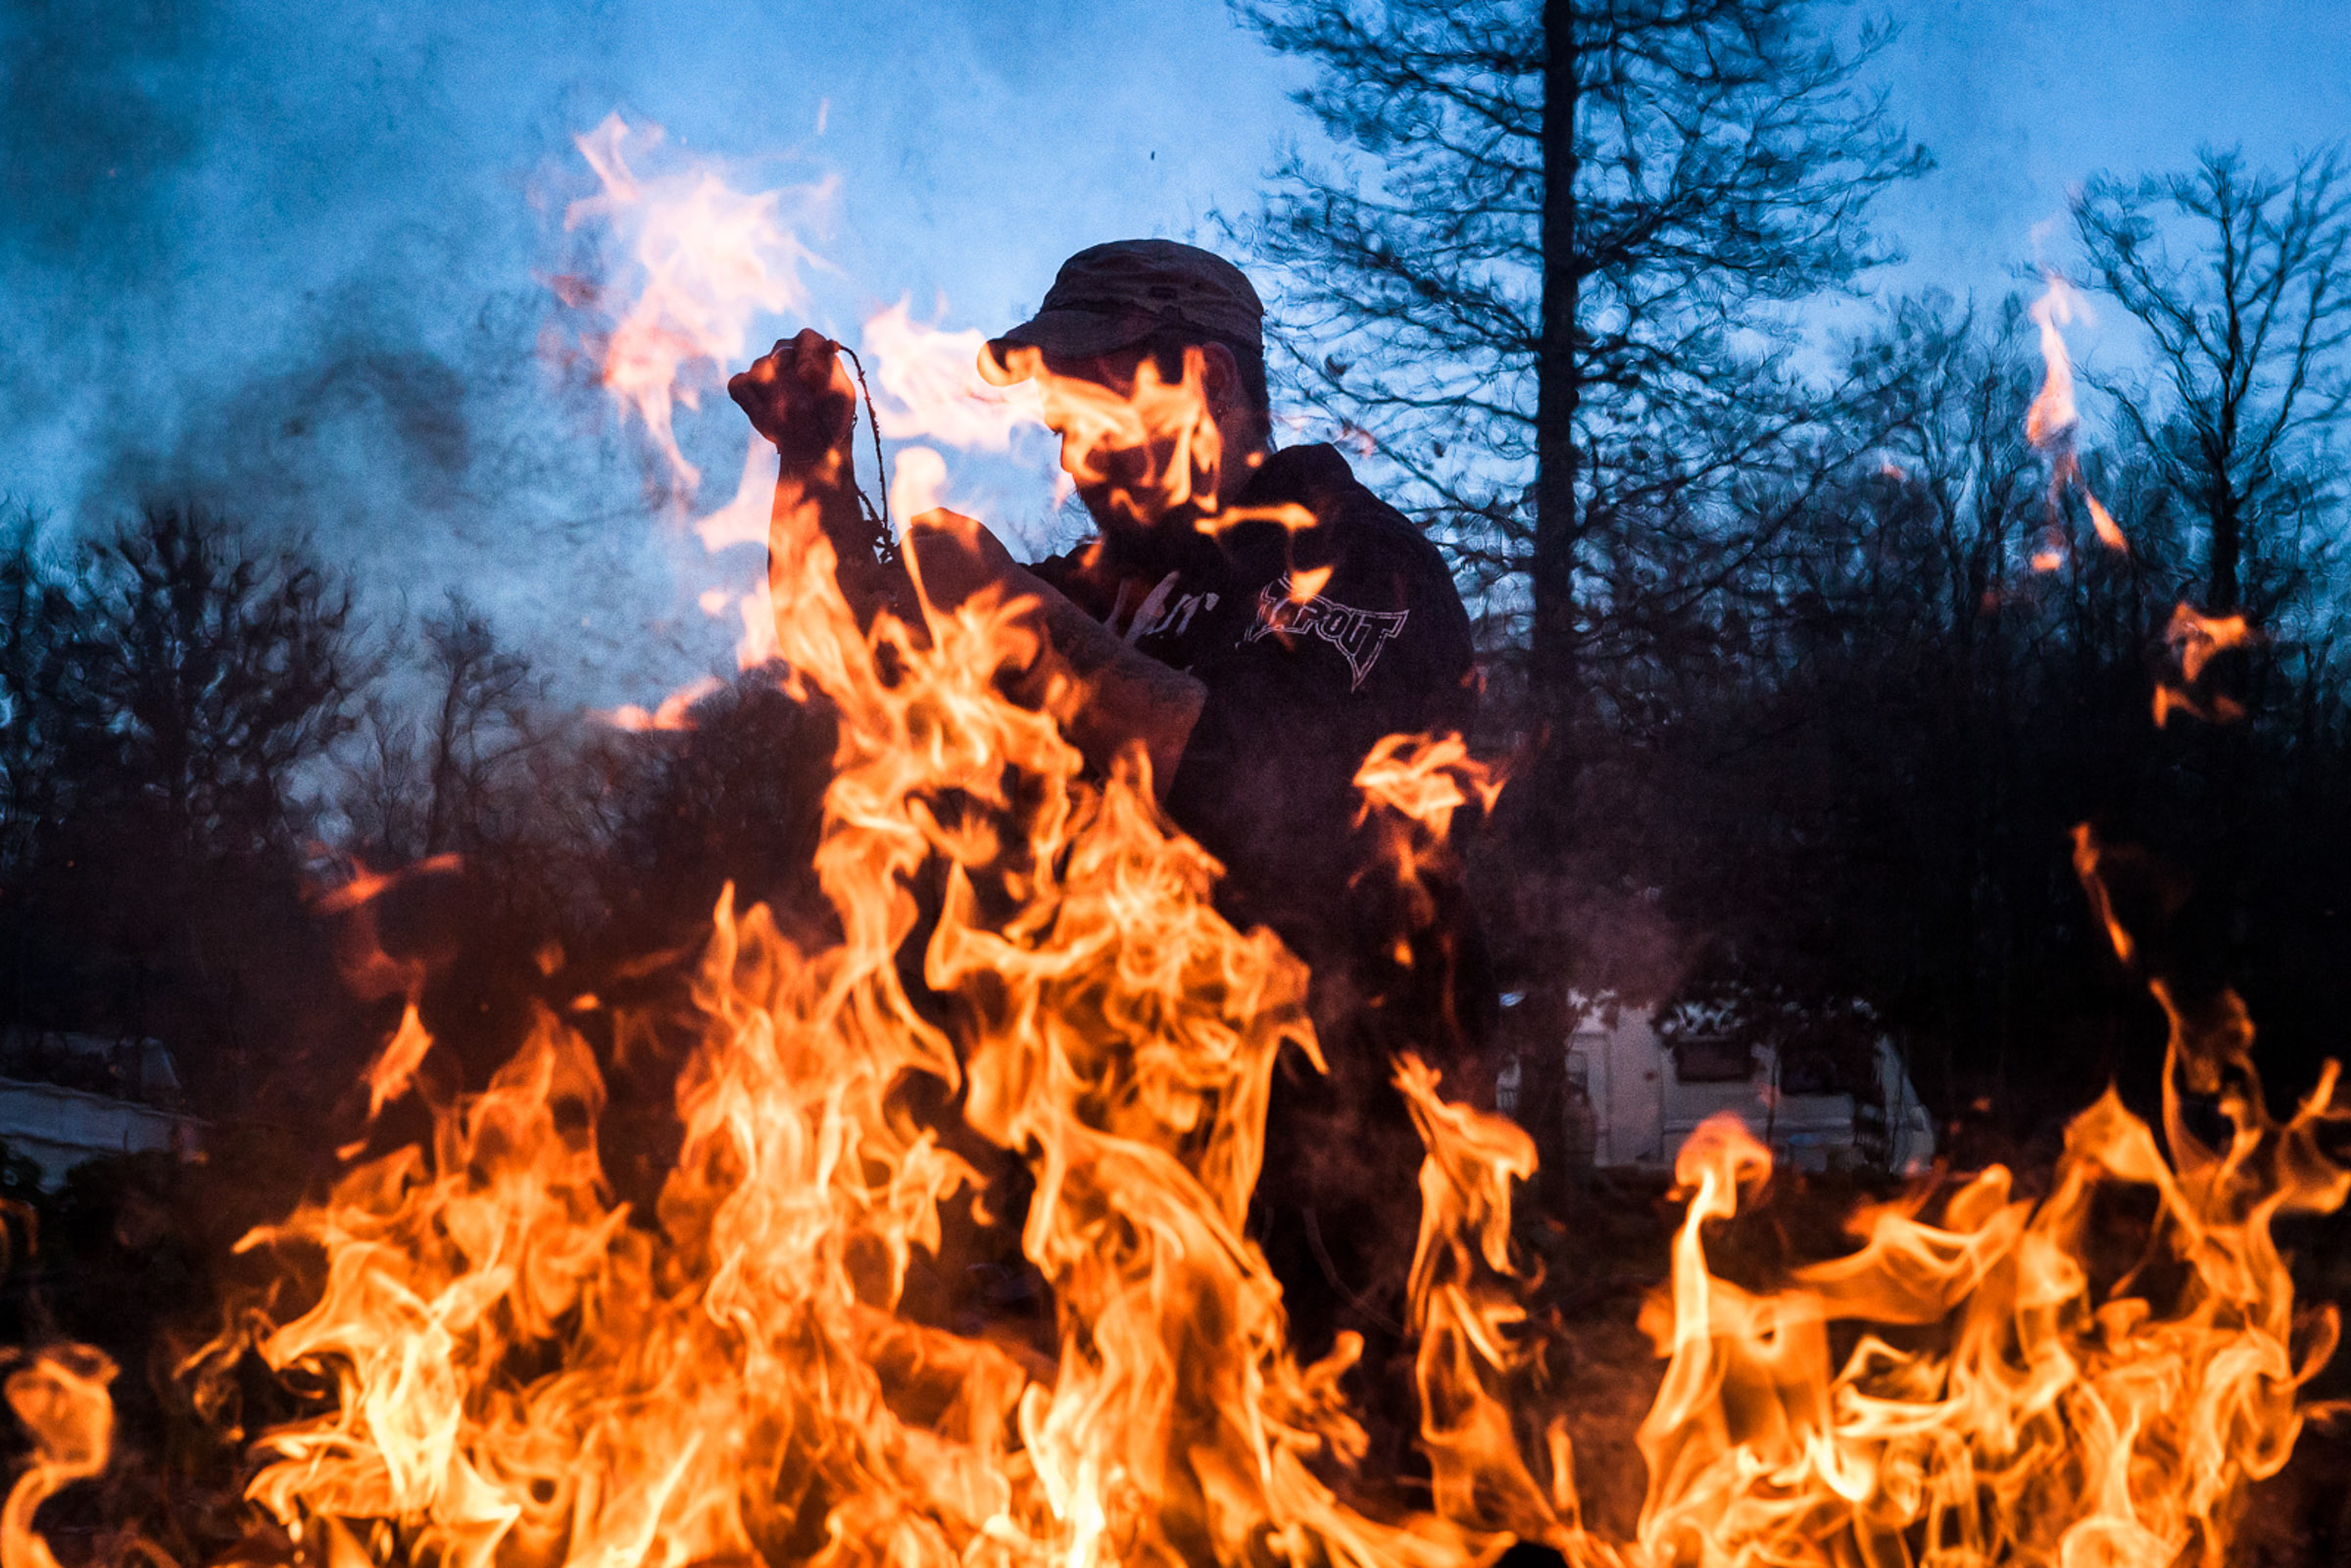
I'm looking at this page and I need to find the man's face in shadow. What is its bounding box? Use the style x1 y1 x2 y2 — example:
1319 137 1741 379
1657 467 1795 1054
1023 339 1252 543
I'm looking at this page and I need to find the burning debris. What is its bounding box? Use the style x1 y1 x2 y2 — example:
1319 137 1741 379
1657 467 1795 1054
2024 274 2130 570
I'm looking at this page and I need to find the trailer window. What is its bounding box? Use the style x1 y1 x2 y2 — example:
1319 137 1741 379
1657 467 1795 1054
1672 1036 1753 1084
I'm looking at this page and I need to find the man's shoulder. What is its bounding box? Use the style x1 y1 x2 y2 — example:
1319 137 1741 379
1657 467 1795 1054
1238 444 1459 602
1217 444 1474 696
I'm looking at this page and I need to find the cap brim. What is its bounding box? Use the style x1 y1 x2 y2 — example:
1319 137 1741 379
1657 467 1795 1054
978 309 1160 384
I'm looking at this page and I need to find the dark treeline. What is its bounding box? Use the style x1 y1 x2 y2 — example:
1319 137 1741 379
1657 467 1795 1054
0 506 361 1114
1231 0 2351 1143
0 504 839 1139
1543 293 2351 1137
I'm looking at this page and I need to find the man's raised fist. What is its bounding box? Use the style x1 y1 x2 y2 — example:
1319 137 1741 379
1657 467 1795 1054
728 327 857 472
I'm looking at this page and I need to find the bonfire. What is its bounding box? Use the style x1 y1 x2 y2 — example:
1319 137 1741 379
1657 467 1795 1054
5 117 2342 1568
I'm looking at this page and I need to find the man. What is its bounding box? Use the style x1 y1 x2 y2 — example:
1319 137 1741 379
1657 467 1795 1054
728 239 1490 1361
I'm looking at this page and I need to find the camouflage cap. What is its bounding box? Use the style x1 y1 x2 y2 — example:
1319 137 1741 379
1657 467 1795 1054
980 239 1264 383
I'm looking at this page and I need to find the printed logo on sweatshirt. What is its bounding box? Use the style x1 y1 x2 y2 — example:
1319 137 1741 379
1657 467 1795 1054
1244 576 1408 691
1120 571 1221 645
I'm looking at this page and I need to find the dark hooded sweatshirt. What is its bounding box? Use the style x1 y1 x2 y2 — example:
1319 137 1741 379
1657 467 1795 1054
1034 441 1492 1116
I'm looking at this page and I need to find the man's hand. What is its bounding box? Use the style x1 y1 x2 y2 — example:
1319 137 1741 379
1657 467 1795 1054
729 328 857 473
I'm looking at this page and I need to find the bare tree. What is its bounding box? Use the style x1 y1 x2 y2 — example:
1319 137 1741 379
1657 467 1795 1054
71 507 362 865
1228 0 1927 719
0 511 79 865
2075 147 2351 617
345 593 544 863
0 507 90 1025
0 506 366 1106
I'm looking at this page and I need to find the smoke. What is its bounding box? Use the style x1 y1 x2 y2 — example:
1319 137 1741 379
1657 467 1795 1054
0 0 487 529
0 0 222 271
0 0 223 469
0 0 717 698
0 0 1311 705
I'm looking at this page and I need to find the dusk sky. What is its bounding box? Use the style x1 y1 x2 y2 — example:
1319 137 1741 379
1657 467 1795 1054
6 0 2348 708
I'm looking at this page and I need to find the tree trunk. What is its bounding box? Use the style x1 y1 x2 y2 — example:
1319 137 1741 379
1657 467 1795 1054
2209 486 2241 614
1533 0 1581 723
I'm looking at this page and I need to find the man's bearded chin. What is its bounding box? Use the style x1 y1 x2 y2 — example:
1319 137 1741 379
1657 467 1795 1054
1074 462 1155 533
1079 478 1204 575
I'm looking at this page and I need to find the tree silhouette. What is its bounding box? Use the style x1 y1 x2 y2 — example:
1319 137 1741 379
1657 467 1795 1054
2076 147 2351 619
0 506 363 1109
1229 0 1927 726
343 592 545 864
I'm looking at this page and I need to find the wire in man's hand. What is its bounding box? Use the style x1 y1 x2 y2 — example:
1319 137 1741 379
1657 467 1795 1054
833 342 898 569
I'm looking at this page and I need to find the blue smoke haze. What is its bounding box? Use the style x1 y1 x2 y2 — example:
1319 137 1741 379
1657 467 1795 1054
3 0 2344 706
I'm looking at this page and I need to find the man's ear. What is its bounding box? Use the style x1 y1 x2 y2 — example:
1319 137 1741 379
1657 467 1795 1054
1197 340 1242 417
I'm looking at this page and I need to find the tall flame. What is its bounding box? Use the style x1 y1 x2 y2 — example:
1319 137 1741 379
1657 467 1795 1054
559 113 829 495
2026 275 2130 564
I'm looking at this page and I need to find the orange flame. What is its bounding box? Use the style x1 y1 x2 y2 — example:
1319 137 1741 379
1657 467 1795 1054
1395 1057 1583 1551
597 673 723 732
2085 491 2128 553
988 342 1232 531
2026 275 2130 558
1 1349 116 1568
2070 823 2136 965
1354 732 1505 838
306 853 465 1011
1352 734 1505 955
2153 684 2249 729
560 113 829 496
2154 605 2256 727
2025 276 2085 450
2169 605 2252 684
361 1002 434 1124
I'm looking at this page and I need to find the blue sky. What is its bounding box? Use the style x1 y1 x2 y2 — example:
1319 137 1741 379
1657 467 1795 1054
4 0 2347 706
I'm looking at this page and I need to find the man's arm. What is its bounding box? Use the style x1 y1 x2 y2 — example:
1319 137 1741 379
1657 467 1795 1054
905 520 1205 797
1017 565 1206 796
730 333 1201 791
730 330 897 618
